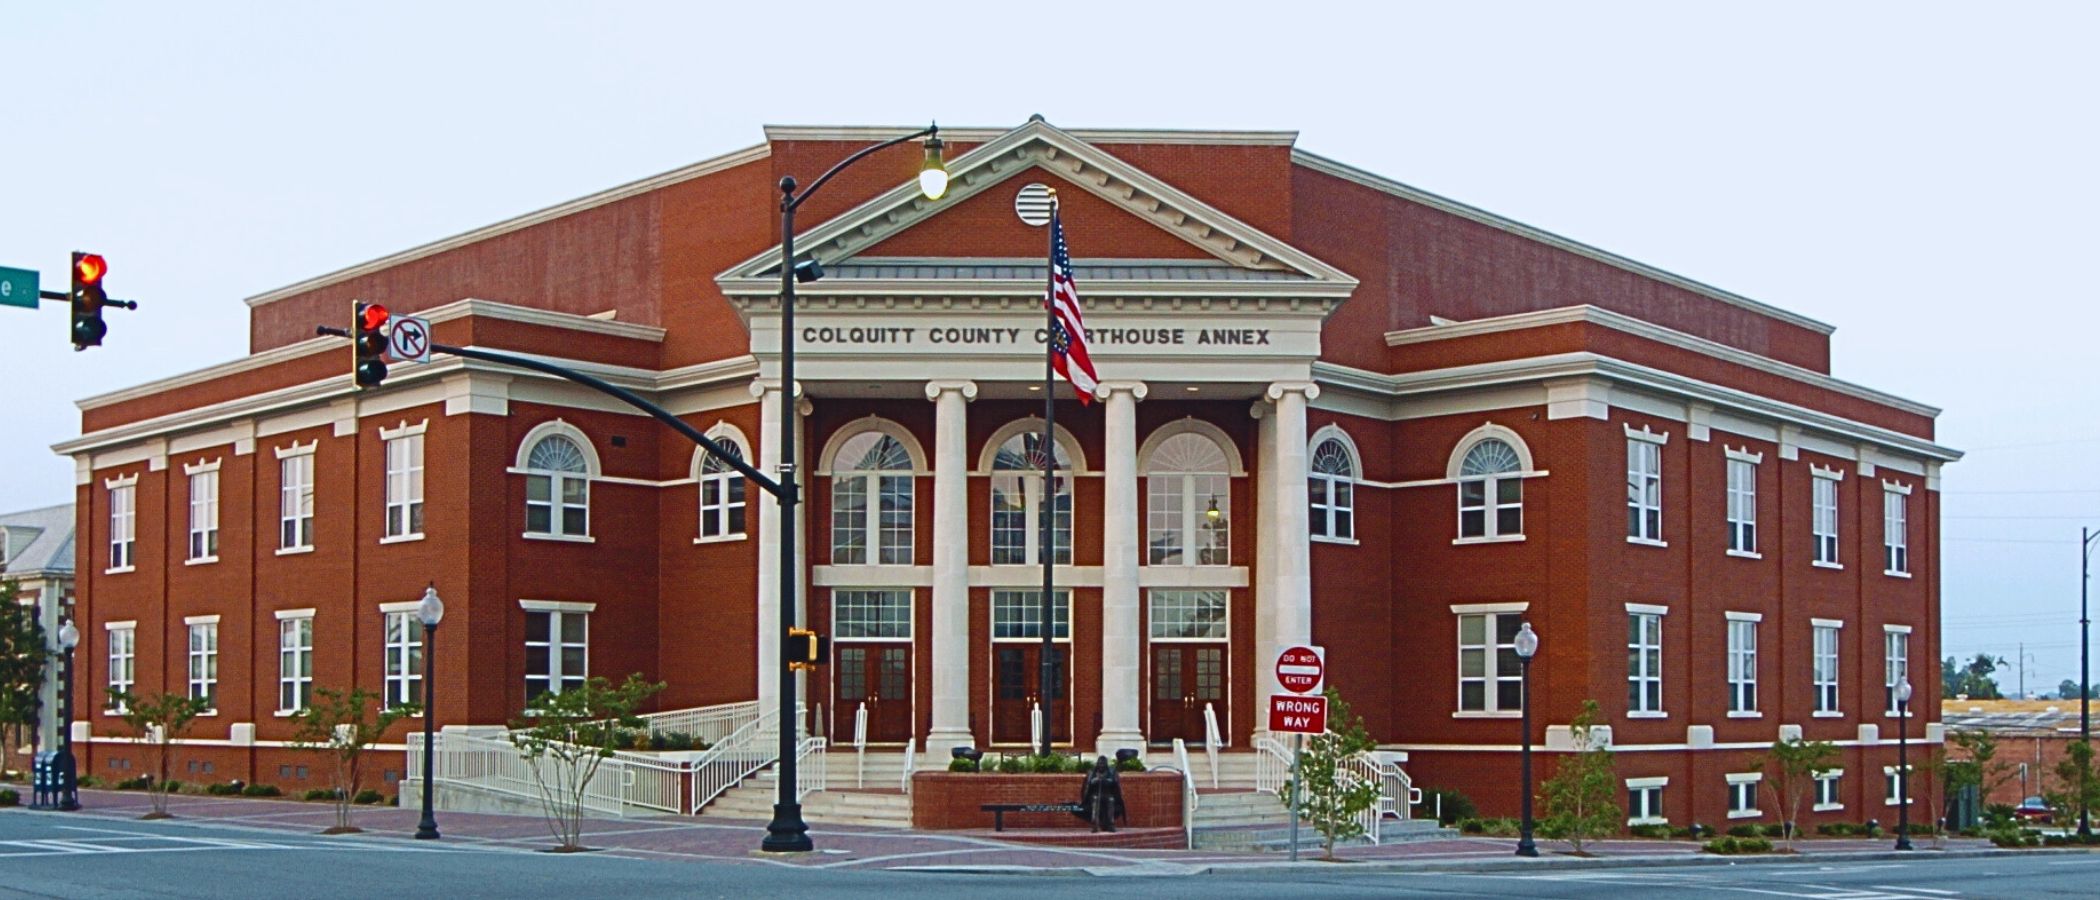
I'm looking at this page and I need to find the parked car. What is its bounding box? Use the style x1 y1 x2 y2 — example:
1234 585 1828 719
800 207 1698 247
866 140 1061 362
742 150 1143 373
2014 796 2054 824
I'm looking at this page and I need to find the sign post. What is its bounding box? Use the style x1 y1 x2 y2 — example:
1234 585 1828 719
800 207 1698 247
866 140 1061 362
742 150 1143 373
1290 733 1303 862
1272 644 1326 862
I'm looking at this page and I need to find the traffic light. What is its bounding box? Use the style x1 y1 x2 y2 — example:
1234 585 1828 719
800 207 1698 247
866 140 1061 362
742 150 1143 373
786 627 830 671
354 301 390 387
70 252 108 350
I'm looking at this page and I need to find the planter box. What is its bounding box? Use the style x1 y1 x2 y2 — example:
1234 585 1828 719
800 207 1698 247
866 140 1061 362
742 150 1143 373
910 771 1183 830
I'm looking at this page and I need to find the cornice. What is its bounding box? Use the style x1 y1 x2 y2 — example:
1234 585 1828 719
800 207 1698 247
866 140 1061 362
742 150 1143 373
1385 305 1940 418
417 298 667 343
1291 149 1836 336
764 124 1299 146
721 281 1350 313
243 144 770 309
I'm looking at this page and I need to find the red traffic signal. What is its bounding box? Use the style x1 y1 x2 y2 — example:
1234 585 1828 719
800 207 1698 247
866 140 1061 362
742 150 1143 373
360 303 390 332
74 254 108 285
70 251 109 350
353 301 390 388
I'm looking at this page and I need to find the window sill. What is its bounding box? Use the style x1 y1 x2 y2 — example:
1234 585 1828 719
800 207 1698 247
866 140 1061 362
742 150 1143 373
1627 817 1668 826
523 532 596 544
273 709 302 718
1312 535 1361 546
1450 711 1521 719
184 556 220 567
1727 810 1761 819
1813 802 1844 812
694 533 749 545
1884 570 1912 579
1726 549 1762 560
1885 799 1912 807
1813 710 1845 718
196 709 220 718
1727 710 1763 719
379 533 426 545
1625 536 1668 548
1812 560 1844 570
105 566 135 575
1452 534 1525 546
1626 711 1668 719
275 546 314 557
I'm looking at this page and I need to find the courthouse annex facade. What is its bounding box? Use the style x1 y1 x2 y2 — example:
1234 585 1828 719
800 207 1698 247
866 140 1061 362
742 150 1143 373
56 119 1957 824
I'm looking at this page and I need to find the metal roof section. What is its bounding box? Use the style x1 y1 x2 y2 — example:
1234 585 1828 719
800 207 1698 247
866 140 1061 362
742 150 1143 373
0 503 75 577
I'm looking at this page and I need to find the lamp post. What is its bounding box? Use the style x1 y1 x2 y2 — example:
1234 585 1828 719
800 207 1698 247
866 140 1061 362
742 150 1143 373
1514 621 1539 858
413 584 444 840
1896 678 1913 851
2081 527 2097 838
764 125 947 854
56 619 79 811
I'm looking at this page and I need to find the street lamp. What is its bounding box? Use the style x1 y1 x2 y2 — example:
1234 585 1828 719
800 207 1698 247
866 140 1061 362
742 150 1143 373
414 584 444 840
765 124 946 854
1514 621 1539 858
56 619 80 811
1896 678 1914 851
2081 527 2098 838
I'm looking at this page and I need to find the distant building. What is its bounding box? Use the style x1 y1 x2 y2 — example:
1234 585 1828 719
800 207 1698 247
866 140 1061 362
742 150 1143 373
1943 700 2084 807
0 503 74 772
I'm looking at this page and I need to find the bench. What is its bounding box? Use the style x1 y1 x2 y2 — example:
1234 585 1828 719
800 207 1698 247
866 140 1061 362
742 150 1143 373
980 802 1083 831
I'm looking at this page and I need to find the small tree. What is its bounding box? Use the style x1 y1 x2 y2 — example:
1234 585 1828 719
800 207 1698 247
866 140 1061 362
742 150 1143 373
1539 700 1619 855
1939 729 2015 842
289 687 418 834
508 674 663 851
2047 741 2100 832
0 584 47 774
110 691 211 818
1281 688 1379 859
1759 736 1838 851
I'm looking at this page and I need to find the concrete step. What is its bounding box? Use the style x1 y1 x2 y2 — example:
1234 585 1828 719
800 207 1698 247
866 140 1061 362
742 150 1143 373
1190 815 1454 851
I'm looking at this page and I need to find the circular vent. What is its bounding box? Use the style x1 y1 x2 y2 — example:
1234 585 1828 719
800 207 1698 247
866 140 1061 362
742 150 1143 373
1014 182 1054 227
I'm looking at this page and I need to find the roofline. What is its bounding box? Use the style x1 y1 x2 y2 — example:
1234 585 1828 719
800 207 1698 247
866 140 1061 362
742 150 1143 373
242 143 771 309
763 124 1300 147
1290 148 1839 337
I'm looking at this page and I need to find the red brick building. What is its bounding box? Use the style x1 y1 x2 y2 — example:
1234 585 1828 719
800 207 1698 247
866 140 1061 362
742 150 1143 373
55 119 1956 826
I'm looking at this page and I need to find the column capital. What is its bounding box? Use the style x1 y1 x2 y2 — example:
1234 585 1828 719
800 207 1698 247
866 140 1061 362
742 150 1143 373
1264 381 1321 402
924 380 979 402
1092 381 1149 402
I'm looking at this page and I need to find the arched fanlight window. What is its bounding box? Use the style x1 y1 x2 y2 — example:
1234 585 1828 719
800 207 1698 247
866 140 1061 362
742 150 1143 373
1309 436 1355 541
832 431 915 565
1145 432 1231 566
698 441 747 540
1458 438 1523 539
990 431 1072 565
524 435 590 537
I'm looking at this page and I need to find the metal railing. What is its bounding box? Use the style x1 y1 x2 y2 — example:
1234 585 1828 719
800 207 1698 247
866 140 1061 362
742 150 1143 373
796 736 826 801
1202 702 1223 788
900 741 917 795
1248 732 1415 845
853 702 868 788
411 729 690 817
1171 737 1198 848
638 699 761 747
685 704 805 815
1252 733 1291 795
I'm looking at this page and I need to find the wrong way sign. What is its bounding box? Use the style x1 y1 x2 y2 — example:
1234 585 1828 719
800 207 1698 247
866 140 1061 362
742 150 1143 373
1269 694 1327 734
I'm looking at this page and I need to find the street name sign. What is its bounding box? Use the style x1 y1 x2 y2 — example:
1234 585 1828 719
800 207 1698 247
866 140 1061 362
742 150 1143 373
0 266 38 310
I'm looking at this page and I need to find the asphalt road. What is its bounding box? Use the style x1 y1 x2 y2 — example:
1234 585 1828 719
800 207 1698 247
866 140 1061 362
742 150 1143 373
2 811 2097 898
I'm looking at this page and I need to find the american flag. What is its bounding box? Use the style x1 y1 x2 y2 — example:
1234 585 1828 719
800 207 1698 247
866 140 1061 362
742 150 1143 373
1046 206 1101 403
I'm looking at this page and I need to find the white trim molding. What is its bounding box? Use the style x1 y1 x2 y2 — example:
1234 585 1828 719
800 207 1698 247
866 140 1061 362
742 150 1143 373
1624 602 1671 616
273 608 316 620
519 599 598 614
1810 464 1846 481
379 419 429 441
182 457 222 476
1444 422 1536 480
273 440 318 459
1724 445 1764 465
1883 479 1913 496
1450 601 1530 615
104 619 137 631
182 615 221 625
1724 610 1764 623
1624 423 1670 445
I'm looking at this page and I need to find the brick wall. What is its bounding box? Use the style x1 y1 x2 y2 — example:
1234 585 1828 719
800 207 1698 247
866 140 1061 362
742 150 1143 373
910 771 1182 830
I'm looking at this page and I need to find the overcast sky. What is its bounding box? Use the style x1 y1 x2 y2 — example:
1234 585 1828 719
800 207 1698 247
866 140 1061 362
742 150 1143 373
5 2 2094 692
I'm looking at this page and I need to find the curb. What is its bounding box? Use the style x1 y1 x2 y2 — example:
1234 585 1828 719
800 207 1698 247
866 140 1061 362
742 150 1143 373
901 846 2093 877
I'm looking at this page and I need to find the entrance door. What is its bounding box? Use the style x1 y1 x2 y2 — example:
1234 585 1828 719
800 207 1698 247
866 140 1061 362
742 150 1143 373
992 644 1069 746
1150 644 1225 745
835 643 913 743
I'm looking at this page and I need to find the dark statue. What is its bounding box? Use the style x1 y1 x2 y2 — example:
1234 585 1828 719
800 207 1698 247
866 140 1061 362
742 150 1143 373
1076 755 1126 833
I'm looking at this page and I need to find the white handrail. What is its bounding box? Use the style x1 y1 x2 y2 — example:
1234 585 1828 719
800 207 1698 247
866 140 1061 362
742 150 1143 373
638 699 761 747
1202 702 1223 789
853 703 868 788
1252 733 1291 795
796 736 827 801
685 703 805 815
1029 702 1042 751
900 742 917 795
1172 737 1197 848
411 729 690 818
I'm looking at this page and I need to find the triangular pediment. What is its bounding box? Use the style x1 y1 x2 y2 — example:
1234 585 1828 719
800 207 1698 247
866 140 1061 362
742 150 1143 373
717 119 1357 306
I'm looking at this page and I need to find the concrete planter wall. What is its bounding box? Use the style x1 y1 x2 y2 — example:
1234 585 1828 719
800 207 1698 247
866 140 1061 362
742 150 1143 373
909 771 1183 830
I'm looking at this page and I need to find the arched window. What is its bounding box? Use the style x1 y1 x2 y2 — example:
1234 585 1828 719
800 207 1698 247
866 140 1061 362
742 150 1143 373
696 430 748 541
1309 433 1356 541
990 431 1072 565
1458 438 1523 539
832 431 915 565
524 434 590 537
1145 432 1231 566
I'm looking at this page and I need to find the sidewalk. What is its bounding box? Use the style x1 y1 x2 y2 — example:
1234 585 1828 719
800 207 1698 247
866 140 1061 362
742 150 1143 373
27 789 2039 875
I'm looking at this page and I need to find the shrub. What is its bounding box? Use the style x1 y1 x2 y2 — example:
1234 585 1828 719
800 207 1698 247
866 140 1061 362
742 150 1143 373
1762 823 1790 838
1419 788 1478 826
1460 817 1520 837
1704 835 1774 854
241 784 281 797
77 775 101 788
1627 823 1672 838
947 758 978 773
646 730 703 752
205 782 242 796
1727 824 1763 838
162 779 183 793
1987 826 2040 848
1027 753 1079 774
114 774 153 791
353 789 384 805
1816 822 1861 836
303 788 343 802
1115 756 1145 773
0 788 17 807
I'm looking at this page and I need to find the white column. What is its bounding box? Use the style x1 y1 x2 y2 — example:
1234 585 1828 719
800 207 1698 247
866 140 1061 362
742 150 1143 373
752 382 784 714
1095 382 1147 754
1257 382 1319 736
924 380 977 754
793 394 813 715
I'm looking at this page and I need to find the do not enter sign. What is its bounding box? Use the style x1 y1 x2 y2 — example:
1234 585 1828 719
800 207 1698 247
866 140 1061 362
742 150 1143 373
1275 645 1325 694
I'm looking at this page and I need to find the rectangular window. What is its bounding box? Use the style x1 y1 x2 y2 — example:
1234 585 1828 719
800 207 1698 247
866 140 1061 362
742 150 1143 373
990 472 1072 566
524 610 588 703
830 474 913 565
1147 473 1231 566
1149 590 1228 640
1814 771 1844 811
384 612 424 708
1628 611 1663 714
1884 488 1909 575
1457 612 1525 713
278 616 313 712
990 590 1071 640
188 622 218 710
1727 774 1762 818
107 625 135 710
832 590 912 639
1727 618 1758 714
1814 624 1842 714
1627 780 1666 825
1626 438 1662 541
1726 458 1757 554
108 483 136 570
280 452 315 551
385 435 425 539
1813 472 1840 565
1885 766 1912 805
1885 628 1910 715
188 470 220 561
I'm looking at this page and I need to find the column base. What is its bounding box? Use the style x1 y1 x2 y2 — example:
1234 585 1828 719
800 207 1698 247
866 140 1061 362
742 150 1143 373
1093 730 1146 758
925 728 977 759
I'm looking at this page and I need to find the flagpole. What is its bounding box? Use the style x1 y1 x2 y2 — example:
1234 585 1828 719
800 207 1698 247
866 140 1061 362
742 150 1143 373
1039 190 1059 759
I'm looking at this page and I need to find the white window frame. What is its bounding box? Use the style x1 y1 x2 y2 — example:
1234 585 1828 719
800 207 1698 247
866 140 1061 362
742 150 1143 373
105 621 135 712
1813 619 1843 716
1456 438 1525 542
106 478 136 573
519 425 595 540
1144 431 1233 567
1885 625 1911 716
1626 776 1668 825
1627 604 1666 717
186 617 219 713
522 600 593 704
1625 426 1667 545
1812 466 1843 568
382 423 427 541
1884 765 1913 806
1148 589 1229 641
828 427 917 566
381 607 424 710
1814 769 1845 812
1725 448 1761 557
1726 613 1760 716
1309 430 1358 543
276 609 314 714
1726 772 1763 819
695 426 751 543
278 444 316 553
988 429 1074 567
831 589 913 640
186 461 221 563
1453 603 1530 716
990 589 1072 641
1883 481 1911 576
